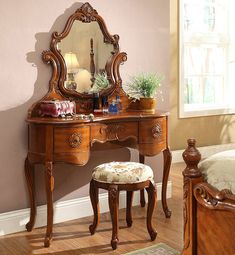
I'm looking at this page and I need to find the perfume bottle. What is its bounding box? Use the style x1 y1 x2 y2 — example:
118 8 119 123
116 95 122 112
93 92 101 111
108 100 118 113
102 95 109 114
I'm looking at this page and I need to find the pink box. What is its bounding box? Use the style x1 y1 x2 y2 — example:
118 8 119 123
39 100 75 117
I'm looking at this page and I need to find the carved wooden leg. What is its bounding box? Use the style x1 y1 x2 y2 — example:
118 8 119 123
108 185 119 250
89 179 100 235
126 191 133 227
146 181 157 241
162 147 172 218
139 153 146 207
25 157 36 232
44 162 54 248
182 139 202 255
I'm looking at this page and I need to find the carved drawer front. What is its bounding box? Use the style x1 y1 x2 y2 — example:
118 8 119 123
104 122 138 141
91 122 138 143
139 117 166 144
54 126 90 153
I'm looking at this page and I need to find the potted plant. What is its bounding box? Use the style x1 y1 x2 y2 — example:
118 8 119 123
127 73 163 111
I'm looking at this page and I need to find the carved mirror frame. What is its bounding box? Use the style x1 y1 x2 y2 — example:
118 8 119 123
47 4 126 96
28 3 127 116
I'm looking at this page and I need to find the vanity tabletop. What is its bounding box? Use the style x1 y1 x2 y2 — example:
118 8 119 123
26 110 169 125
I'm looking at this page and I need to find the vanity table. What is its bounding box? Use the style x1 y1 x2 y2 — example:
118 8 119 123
25 3 172 247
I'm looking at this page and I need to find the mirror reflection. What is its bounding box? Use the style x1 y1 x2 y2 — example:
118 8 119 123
58 21 114 94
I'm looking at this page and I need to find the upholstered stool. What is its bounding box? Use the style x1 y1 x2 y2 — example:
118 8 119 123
89 162 157 250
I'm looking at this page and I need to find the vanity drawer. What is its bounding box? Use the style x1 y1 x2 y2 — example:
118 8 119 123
54 126 90 153
139 117 167 144
91 122 138 143
104 122 138 141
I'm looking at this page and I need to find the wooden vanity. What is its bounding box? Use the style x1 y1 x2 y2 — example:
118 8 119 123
25 3 171 247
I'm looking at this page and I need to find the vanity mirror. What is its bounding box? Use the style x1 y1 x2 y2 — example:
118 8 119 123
58 21 114 93
29 2 127 115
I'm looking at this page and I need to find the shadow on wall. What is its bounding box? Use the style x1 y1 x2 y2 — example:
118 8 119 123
169 99 235 149
0 2 131 213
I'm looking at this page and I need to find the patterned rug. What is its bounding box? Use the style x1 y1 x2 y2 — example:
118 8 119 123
124 243 180 255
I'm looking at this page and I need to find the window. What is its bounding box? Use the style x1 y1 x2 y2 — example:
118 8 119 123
180 0 235 117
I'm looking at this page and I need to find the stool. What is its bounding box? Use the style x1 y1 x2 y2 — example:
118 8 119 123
89 162 157 250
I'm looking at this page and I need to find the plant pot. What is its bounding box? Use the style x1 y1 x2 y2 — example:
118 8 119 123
139 97 156 112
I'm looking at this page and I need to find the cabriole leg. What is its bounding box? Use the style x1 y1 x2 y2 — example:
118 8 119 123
25 156 36 231
108 185 119 250
126 191 133 227
89 179 100 235
139 153 146 207
162 147 172 218
44 161 54 247
146 181 157 241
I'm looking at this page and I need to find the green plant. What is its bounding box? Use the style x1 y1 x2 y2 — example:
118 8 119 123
127 73 163 99
91 72 110 92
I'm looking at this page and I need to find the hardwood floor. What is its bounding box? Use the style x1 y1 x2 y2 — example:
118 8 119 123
0 163 184 255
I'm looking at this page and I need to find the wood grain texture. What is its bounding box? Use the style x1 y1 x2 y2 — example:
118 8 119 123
139 154 146 208
182 139 235 255
25 157 36 232
162 147 172 218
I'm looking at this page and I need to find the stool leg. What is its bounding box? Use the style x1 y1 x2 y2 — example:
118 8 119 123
108 185 119 250
89 179 99 235
126 191 133 227
146 181 157 241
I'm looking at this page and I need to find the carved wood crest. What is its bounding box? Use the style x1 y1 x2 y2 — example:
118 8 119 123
100 124 126 141
194 183 235 212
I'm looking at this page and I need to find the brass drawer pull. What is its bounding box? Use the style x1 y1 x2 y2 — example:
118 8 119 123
69 133 82 148
152 123 162 139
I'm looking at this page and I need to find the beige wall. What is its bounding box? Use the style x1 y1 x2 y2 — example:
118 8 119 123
0 0 170 213
169 0 235 150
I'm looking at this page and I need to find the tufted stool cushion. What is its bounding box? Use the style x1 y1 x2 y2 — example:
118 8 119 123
92 161 154 184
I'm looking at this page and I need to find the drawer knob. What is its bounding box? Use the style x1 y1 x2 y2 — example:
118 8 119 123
69 133 82 148
152 123 162 139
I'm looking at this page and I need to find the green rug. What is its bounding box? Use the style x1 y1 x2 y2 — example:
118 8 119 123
124 243 180 255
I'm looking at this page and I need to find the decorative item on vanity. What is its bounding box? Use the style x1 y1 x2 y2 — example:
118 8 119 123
91 72 110 92
39 100 75 117
64 52 79 90
74 69 92 93
127 73 163 112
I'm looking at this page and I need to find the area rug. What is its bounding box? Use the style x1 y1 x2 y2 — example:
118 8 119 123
124 243 180 255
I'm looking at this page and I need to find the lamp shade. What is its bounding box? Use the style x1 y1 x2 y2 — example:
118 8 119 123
64 52 79 73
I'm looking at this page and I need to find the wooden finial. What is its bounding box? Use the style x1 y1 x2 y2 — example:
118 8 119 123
182 139 202 178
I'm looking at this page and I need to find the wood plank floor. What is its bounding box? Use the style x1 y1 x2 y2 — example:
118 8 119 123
0 163 184 255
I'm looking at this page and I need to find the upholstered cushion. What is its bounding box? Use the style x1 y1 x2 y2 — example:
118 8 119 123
92 162 154 184
199 150 235 193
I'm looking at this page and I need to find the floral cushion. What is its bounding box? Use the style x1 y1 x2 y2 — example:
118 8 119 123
92 162 154 184
199 150 235 194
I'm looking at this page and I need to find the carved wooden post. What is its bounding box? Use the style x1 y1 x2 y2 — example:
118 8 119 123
182 139 202 255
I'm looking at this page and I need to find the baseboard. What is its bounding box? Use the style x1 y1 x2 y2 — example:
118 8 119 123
172 143 235 163
0 180 172 236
